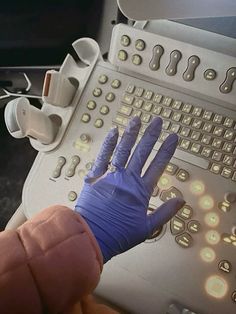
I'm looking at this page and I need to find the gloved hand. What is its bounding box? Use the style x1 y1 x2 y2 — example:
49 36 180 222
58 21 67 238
75 116 185 263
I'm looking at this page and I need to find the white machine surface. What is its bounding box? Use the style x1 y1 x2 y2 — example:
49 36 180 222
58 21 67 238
4 8 236 314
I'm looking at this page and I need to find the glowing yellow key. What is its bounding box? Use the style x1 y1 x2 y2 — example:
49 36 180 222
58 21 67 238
199 195 214 210
190 180 205 195
158 175 171 189
200 247 216 263
204 212 220 227
205 230 220 245
205 275 228 299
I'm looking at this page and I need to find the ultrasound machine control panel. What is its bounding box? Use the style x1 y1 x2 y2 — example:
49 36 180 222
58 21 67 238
4 8 236 314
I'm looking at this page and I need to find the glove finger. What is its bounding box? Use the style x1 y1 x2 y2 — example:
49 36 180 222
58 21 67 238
88 127 119 178
127 117 162 174
112 116 141 169
143 133 178 189
147 198 185 235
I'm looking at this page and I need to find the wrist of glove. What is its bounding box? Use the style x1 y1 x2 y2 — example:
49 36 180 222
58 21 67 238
76 117 185 263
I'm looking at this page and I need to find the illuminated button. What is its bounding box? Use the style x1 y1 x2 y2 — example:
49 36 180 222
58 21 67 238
135 39 146 51
205 230 220 245
218 201 231 213
204 212 220 227
118 50 128 61
68 191 77 201
190 180 205 195
199 195 214 210
175 232 193 248
205 276 228 299
200 247 216 262
218 260 232 273
170 217 185 235
187 220 201 233
177 205 193 220
52 156 66 178
87 100 96 110
94 119 104 128
105 92 115 102
165 163 178 175
204 69 217 80
100 105 110 115
176 169 189 182
232 291 236 303
98 74 108 84
81 113 91 123
111 79 121 89
120 35 131 47
132 54 142 65
158 175 172 189
93 87 102 97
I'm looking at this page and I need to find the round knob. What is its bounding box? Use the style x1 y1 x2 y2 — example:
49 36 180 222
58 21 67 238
224 192 236 204
80 133 91 143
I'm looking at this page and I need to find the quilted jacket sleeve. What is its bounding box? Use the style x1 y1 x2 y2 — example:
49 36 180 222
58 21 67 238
0 205 103 314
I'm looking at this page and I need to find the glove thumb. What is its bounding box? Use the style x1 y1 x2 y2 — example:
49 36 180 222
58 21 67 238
147 198 185 236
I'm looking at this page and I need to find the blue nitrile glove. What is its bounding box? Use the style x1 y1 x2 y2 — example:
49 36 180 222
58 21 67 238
75 116 185 263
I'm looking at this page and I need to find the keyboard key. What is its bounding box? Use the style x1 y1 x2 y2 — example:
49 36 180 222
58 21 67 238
191 143 202 153
192 106 203 117
162 96 172 106
162 120 171 130
176 169 190 182
133 98 144 108
223 117 234 128
142 102 153 112
180 127 191 137
135 87 144 97
222 142 234 153
153 93 163 103
118 105 133 116
162 108 172 118
171 124 181 133
175 233 193 248
212 151 223 162
174 148 209 169
201 147 212 158
210 163 222 174
172 100 182 110
224 129 235 141
212 138 223 149
144 90 153 100
159 131 169 142
203 110 213 120
160 186 183 202
113 115 129 126
191 131 201 141
126 84 135 94
123 94 134 105
213 114 223 124
213 126 224 137
179 139 191 149
203 122 213 133
182 103 192 113
177 204 193 220
221 167 233 178
201 134 212 145
192 119 202 129
172 112 182 122
152 104 163 115
171 217 185 235
182 115 192 125
165 163 178 175
141 113 152 123
132 110 142 117
223 155 234 166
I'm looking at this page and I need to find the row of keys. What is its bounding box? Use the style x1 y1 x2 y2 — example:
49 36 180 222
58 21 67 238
119 35 236 92
81 113 104 128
